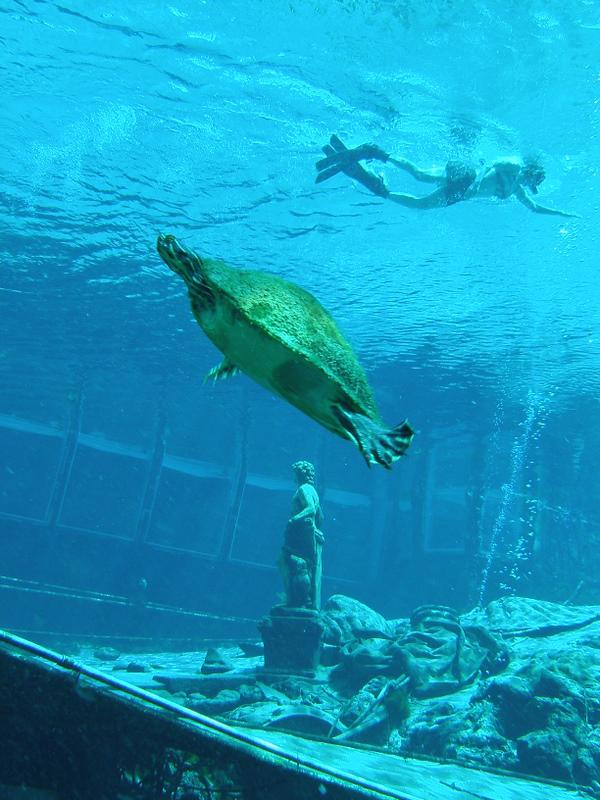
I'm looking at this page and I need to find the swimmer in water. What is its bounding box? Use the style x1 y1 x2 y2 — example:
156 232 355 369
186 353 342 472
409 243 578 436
315 135 577 217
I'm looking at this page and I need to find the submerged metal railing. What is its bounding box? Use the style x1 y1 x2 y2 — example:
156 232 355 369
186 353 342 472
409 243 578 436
0 574 257 624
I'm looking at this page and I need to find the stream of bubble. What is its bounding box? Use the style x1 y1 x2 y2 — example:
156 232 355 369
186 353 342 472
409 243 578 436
478 390 540 607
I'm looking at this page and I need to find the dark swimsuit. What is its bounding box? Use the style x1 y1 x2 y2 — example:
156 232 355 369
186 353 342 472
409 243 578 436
444 160 477 206
494 163 521 199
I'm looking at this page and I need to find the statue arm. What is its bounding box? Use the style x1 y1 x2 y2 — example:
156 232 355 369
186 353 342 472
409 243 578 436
289 486 319 522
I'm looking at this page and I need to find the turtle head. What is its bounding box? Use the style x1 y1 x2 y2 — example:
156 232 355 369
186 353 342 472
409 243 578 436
157 234 204 285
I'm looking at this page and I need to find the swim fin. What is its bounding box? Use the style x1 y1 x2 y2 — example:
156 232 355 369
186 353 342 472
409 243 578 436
316 136 389 172
314 136 350 183
315 165 346 184
315 135 390 197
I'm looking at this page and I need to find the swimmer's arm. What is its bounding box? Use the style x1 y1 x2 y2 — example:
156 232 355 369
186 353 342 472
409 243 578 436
515 185 579 217
387 157 444 183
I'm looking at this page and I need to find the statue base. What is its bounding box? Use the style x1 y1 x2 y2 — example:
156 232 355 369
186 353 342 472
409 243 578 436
258 605 324 678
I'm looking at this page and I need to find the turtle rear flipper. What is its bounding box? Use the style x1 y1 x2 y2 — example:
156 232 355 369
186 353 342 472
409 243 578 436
334 406 414 469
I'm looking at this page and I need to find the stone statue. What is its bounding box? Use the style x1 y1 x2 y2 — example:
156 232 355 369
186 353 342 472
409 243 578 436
278 460 324 610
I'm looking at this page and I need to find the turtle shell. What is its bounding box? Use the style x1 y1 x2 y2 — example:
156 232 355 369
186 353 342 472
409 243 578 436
202 258 379 419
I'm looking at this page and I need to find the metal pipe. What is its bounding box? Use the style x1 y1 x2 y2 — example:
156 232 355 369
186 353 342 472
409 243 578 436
0 575 256 624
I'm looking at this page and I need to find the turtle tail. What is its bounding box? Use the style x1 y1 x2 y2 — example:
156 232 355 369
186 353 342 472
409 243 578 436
334 407 414 469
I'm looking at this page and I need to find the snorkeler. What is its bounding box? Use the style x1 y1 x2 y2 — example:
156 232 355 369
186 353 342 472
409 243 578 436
316 135 577 217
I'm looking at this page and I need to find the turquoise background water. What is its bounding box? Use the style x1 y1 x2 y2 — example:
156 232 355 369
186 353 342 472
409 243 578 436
0 1 599 624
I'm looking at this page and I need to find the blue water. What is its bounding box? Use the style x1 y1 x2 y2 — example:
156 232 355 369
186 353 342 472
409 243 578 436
3 2 600 796
1 1 599 627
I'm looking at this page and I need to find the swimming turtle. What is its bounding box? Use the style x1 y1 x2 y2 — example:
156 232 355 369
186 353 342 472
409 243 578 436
157 234 414 468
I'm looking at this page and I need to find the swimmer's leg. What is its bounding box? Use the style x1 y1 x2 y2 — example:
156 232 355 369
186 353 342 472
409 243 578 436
387 186 449 209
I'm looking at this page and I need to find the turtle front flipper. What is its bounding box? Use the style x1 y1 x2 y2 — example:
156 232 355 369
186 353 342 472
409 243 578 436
334 406 414 469
204 358 240 384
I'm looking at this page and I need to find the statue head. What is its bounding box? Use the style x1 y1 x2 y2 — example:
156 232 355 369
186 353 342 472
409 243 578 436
292 460 315 485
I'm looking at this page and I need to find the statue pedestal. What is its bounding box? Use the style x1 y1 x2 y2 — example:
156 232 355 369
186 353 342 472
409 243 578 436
258 605 324 678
